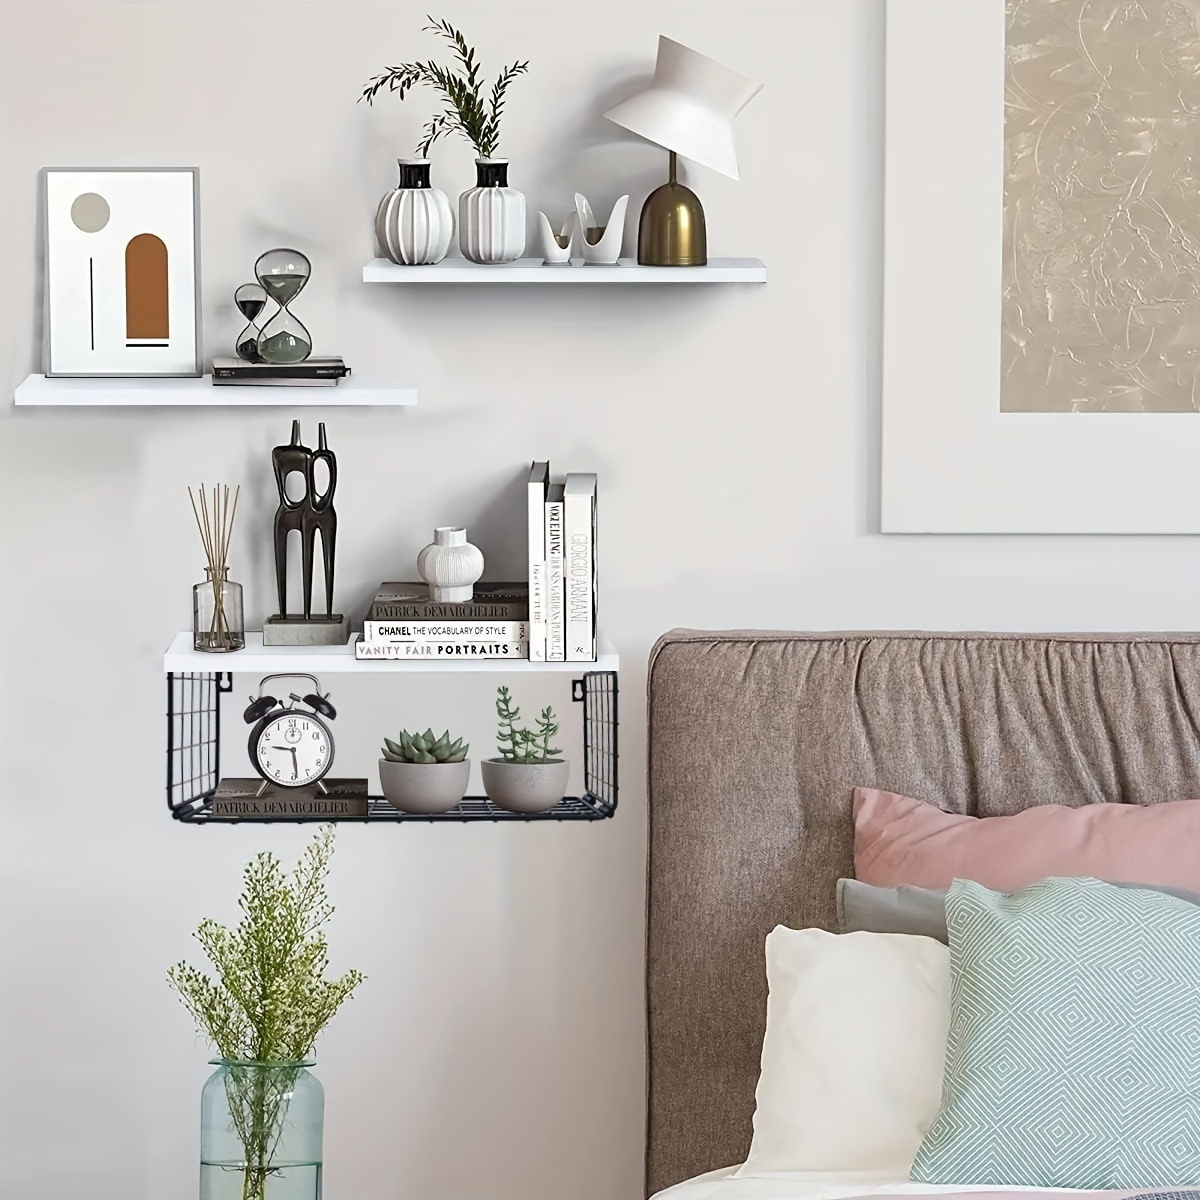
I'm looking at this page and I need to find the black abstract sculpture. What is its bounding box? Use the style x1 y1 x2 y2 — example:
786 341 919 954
272 420 338 621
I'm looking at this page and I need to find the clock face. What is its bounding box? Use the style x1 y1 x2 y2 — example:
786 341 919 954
255 713 333 788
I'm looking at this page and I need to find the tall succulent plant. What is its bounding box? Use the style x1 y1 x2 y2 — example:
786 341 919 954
495 687 561 764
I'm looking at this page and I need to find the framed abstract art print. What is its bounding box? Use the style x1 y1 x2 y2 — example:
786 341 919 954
883 1 1200 533
42 167 201 378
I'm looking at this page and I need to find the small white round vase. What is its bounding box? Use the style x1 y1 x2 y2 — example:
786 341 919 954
417 527 485 602
375 159 454 266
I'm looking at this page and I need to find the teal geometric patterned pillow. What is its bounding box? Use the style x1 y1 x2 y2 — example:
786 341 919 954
911 877 1200 1189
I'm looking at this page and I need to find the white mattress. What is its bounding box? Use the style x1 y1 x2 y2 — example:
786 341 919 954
651 1165 1147 1200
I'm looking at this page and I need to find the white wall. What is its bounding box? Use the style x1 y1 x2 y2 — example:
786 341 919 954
3 3 1199 1199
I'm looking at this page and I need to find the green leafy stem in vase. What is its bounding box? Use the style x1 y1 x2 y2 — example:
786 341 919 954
495 686 561 763
221 1063 304 1200
382 728 469 763
167 827 364 1200
360 16 529 160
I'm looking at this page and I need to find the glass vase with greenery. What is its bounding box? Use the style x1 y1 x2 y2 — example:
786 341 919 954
168 827 365 1200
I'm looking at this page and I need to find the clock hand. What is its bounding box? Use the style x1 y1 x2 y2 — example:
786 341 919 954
263 744 299 782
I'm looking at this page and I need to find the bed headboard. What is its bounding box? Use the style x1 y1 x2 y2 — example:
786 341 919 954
645 630 1200 1196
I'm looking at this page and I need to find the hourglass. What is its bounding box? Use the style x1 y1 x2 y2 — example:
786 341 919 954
255 248 313 364
234 282 268 362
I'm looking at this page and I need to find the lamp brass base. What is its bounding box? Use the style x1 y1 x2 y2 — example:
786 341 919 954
637 181 708 267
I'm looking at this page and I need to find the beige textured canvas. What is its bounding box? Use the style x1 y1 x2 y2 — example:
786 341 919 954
1003 0 1200 413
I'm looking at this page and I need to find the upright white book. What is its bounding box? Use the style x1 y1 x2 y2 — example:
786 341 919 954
544 482 566 662
563 473 597 662
527 461 550 662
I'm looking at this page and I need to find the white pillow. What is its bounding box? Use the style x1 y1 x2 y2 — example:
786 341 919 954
735 926 950 1179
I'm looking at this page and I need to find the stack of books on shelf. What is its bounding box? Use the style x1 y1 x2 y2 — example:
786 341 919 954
527 462 598 663
211 357 351 387
355 582 530 661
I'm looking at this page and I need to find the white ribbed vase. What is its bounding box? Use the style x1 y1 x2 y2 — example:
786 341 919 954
375 159 454 266
417 527 485 603
459 159 526 265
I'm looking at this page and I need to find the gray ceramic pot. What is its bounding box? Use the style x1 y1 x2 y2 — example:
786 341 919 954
379 758 470 815
481 758 569 813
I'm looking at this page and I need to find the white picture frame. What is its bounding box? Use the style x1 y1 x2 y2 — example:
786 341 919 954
43 167 201 378
882 1 1200 534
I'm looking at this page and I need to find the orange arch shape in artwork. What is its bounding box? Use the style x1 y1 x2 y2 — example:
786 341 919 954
125 233 169 341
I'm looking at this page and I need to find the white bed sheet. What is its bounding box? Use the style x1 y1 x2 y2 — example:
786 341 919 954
651 1165 1147 1200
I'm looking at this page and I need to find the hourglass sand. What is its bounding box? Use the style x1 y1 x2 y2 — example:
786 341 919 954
254 248 313 364
234 282 268 362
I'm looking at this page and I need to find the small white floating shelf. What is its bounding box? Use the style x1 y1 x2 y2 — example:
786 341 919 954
362 257 767 285
14 374 418 408
164 632 618 675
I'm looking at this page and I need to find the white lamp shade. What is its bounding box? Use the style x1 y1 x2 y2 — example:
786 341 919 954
604 36 763 181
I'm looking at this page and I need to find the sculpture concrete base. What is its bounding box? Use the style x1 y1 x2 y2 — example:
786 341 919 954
262 615 350 646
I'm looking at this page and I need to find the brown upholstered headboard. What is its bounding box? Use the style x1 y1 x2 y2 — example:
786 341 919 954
645 629 1200 1197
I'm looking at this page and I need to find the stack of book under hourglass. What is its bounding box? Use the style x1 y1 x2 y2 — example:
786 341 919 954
210 357 351 388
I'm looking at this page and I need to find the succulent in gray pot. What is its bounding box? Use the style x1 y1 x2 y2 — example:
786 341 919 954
380 728 470 814
481 687 568 813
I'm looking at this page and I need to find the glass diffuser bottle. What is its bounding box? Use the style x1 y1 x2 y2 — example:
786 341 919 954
255 248 312 364
190 484 245 654
193 568 245 653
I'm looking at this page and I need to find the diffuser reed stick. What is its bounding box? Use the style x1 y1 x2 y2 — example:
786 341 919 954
190 483 243 652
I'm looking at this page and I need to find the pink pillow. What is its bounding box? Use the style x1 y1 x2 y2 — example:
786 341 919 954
853 788 1200 891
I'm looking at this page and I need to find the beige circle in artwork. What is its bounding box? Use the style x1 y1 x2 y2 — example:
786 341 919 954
70 192 111 233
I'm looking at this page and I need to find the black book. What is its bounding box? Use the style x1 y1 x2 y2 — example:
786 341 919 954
367 581 529 622
211 356 350 380
210 778 369 820
212 377 339 387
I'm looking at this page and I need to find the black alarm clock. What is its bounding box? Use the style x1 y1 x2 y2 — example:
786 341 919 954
243 673 337 797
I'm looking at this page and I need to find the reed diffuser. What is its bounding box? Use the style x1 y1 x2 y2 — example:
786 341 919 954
190 484 245 653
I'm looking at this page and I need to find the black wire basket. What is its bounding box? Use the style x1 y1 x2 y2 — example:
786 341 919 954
166 670 618 825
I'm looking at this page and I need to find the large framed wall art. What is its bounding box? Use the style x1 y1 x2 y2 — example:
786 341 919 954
43 167 201 378
883 1 1200 533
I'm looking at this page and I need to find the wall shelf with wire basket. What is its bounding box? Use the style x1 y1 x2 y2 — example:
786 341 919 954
166 667 618 825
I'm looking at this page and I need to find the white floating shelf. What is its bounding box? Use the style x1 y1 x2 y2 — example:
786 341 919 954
362 257 766 284
14 374 417 408
164 632 618 675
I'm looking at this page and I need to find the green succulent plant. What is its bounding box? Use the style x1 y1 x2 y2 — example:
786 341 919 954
495 686 561 764
382 728 469 764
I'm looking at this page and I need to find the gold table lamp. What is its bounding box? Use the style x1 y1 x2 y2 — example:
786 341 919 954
604 36 763 267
